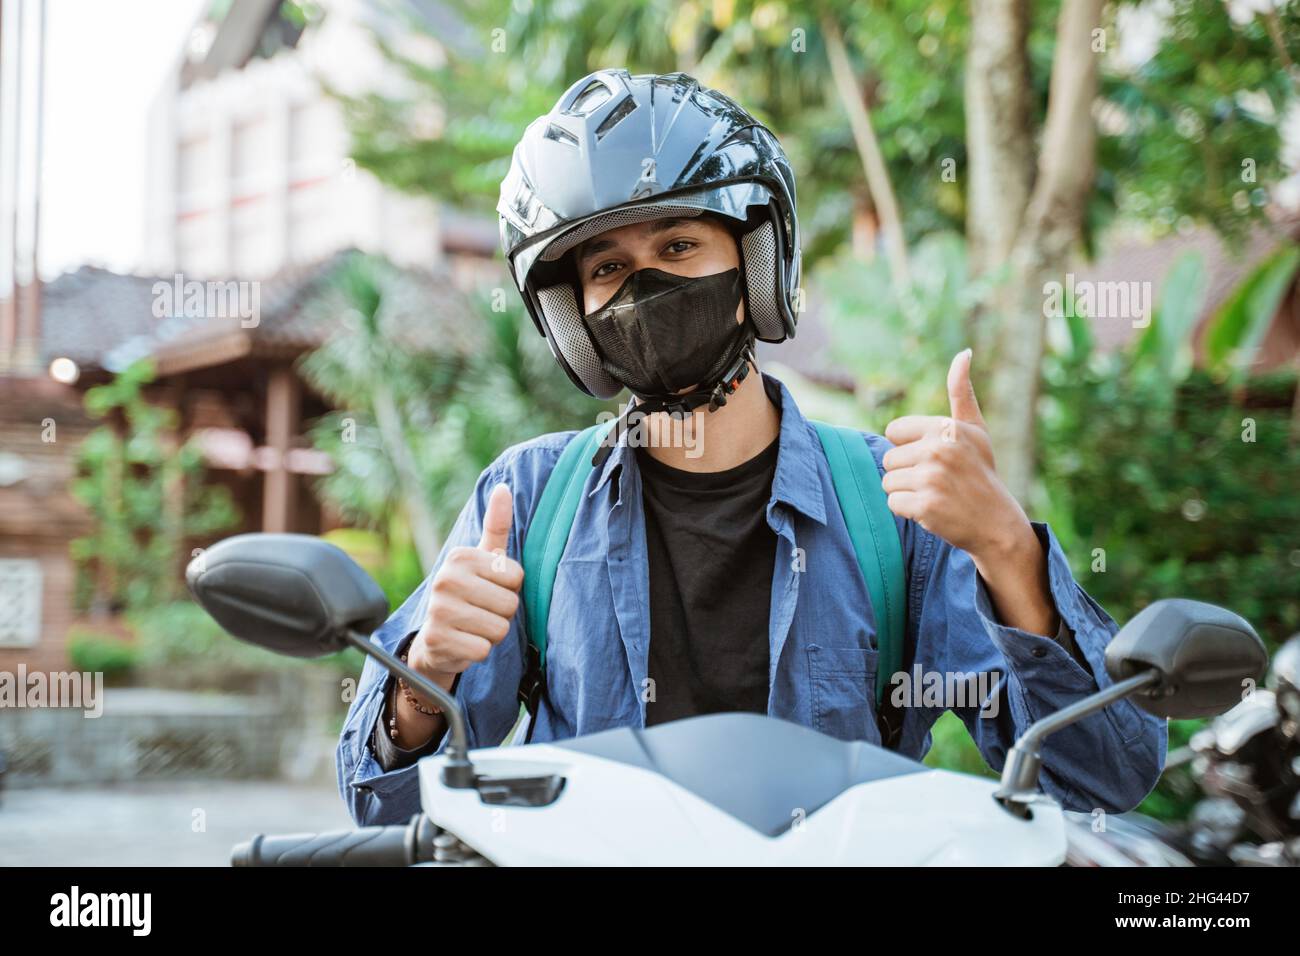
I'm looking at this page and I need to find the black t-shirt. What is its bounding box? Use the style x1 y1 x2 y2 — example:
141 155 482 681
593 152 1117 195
637 435 780 725
371 429 782 772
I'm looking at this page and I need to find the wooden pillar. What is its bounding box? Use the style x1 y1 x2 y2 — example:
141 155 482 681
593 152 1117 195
262 365 300 533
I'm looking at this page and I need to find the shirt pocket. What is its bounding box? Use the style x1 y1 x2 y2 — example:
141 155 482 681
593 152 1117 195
807 643 882 745
546 558 626 724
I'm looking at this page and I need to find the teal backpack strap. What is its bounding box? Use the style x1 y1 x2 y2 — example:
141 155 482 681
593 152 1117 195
810 421 907 709
521 422 613 667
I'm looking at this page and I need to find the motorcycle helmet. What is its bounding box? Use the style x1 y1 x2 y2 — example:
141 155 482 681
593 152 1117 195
497 68 801 400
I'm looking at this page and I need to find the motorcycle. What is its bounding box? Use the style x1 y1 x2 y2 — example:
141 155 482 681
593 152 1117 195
186 533 1268 867
1159 633 1300 866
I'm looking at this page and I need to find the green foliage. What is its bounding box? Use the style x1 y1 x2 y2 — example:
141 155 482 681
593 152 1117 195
299 255 466 536
70 361 240 613
322 527 425 612
1130 250 1208 380
300 256 613 545
129 600 366 675
1039 254 1300 652
131 600 285 671
1100 0 1299 242
67 630 139 677
335 0 1294 270
922 710 996 779
418 293 614 528
817 231 999 422
337 0 989 262
1203 244 1300 377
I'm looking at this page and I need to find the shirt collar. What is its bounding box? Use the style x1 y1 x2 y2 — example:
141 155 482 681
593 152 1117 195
589 371 828 526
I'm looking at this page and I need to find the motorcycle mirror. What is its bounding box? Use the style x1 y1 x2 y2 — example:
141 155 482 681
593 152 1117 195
186 533 389 657
186 533 479 789
998 598 1267 816
1104 598 1268 719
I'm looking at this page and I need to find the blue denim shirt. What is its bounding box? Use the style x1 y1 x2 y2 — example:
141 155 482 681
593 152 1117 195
337 373 1167 826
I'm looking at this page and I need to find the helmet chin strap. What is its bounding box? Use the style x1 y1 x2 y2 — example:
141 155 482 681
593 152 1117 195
591 341 757 469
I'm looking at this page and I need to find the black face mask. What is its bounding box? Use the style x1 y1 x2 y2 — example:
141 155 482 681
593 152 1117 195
582 267 753 400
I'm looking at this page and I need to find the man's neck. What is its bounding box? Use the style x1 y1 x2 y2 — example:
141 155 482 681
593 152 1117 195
638 365 781 473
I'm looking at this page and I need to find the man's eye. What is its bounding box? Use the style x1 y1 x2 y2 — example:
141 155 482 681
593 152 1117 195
592 262 622 279
664 240 696 254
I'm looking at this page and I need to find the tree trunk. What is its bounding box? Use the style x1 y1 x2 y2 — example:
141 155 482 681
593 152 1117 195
965 0 1034 280
822 16 910 292
970 0 1104 502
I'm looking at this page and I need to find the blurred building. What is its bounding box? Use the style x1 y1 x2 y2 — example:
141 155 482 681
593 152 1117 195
0 0 71 675
141 0 495 281
0 0 497 674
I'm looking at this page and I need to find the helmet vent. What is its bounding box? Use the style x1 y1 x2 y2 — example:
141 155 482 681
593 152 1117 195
544 123 579 147
594 96 637 142
512 190 540 226
565 79 613 116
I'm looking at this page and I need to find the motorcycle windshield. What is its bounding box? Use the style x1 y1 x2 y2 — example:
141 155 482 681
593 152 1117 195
554 712 928 837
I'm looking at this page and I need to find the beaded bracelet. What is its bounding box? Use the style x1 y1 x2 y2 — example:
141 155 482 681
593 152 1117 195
393 647 443 727
399 649 442 714
389 679 442 740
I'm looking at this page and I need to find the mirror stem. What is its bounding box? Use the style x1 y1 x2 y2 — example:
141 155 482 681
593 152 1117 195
995 669 1160 814
344 629 476 788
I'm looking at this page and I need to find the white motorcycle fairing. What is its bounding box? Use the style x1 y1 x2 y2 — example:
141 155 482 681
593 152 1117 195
417 713 1066 866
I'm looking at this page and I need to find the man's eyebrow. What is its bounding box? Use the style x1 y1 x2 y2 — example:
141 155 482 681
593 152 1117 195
575 217 702 264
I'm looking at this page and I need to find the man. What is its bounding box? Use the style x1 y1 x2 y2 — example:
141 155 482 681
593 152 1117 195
336 69 1166 828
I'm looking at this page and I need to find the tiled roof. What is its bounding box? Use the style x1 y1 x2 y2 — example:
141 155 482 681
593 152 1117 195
39 266 167 367
1068 218 1300 354
40 248 476 375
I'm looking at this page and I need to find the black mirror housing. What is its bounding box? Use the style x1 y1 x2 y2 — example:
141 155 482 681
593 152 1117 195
1105 598 1268 719
186 533 390 658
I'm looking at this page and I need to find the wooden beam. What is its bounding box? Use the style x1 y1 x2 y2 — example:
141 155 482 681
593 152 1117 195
151 328 252 377
261 364 300 532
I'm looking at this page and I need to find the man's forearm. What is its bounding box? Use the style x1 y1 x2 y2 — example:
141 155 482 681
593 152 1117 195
970 519 1060 639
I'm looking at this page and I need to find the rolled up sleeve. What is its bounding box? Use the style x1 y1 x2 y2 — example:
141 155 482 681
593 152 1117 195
919 520 1167 813
335 462 531 827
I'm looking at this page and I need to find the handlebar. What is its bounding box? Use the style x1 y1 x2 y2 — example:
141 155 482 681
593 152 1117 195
231 814 441 867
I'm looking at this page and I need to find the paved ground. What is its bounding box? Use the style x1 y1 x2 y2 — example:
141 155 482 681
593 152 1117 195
0 780 355 866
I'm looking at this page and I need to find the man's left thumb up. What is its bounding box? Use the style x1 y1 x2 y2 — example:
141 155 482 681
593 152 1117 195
946 348 986 427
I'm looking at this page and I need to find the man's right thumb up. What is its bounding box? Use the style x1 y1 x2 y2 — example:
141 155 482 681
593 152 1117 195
477 483 514 556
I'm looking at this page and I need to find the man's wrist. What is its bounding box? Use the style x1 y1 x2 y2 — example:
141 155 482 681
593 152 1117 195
971 514 1040 584
386 631 450 748
405 626 460 699
372 676 445 771
971 519 1060 638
